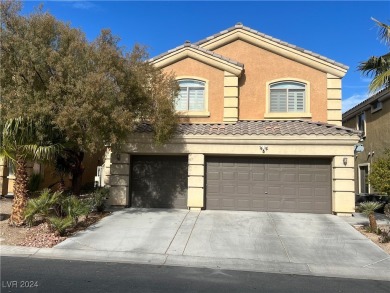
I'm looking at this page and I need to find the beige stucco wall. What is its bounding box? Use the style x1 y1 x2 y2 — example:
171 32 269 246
163 58 225 123
213 40 328 122
343 98 390 194
109 135 358 214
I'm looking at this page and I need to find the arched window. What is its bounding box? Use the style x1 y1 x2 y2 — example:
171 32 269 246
176 79 205 111
270 81 306 113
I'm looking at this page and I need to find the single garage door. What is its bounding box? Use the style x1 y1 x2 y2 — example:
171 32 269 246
131 155 188 209
206 157 331 213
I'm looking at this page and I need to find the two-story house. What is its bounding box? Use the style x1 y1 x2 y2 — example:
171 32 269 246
107 23 361 215
342 87 390 196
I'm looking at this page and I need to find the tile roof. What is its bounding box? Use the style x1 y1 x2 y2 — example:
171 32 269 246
342 87 390 120
194 22 349 70
149 41 244 68
135 120 361 137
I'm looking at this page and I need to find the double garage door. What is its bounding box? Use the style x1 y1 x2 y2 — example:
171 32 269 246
131 155 331 213
206 157 331 213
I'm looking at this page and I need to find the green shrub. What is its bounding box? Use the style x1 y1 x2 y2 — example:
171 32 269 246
48 216 74 236
91 188 109 212
61 195 91 224
24 189 62 226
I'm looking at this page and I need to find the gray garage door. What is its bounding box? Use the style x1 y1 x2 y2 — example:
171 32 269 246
206 157 331 213
131 155 188 209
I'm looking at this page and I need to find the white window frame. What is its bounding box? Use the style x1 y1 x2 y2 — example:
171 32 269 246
371 101 382 113
265 78 311 119
358 163 370 194
175 77 210 117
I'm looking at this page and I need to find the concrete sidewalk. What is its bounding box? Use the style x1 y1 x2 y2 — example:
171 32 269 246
1 209 390 281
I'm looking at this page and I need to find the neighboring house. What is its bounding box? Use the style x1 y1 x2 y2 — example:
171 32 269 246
0 155 101 197
342 87 390 196
107 23 361 215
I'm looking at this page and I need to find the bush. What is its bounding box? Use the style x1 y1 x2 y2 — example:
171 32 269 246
60 196 91 224
90 188 109 212
48 216 74 236
384 204 390 219
369 149 390 196
24 189 62 226
379 228 390 243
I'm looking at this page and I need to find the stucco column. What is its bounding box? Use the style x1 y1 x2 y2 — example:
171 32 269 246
223 71 239 122
327 73 342 126
187 154 205 210
108 152 130 206
103 149 112 186
332 155 355 215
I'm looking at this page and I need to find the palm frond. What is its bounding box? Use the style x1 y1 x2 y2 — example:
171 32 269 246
372 17 390 46
369 69 390 92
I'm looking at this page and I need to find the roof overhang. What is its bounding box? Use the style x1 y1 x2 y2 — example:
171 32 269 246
198 29 348 78
151 46 243 77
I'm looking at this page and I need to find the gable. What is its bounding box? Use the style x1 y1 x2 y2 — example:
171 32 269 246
196 24 348 78
151 43 243 77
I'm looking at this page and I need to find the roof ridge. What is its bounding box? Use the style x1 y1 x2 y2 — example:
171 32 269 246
150 41 244 68
193 23 348 70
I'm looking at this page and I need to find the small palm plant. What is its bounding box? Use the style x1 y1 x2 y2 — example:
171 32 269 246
359 201 383 233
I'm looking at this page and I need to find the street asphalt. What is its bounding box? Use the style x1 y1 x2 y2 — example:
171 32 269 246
1 209 389 281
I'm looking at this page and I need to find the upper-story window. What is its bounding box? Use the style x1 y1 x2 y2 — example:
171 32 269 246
269 81 306 113
176 79 205 111
357 112 366 136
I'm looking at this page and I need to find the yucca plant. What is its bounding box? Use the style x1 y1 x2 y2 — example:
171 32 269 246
359 201 383 232
48 216 74 236
24 189 62 226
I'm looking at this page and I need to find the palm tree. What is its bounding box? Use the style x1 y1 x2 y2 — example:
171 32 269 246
0 117 63 226
358 18 390 92
359 201 383 232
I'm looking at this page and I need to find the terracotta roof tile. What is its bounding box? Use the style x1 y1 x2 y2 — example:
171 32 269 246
135 120 361 137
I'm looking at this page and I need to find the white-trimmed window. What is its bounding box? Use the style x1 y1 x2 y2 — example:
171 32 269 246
269 81 306 113
357 112 366 136
371 101 382 113
358 164 370 194
176 79 205 111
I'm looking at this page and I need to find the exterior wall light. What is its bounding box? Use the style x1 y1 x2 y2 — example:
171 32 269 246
343 157 348 166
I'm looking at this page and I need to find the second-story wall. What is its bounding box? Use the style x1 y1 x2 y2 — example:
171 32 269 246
213 39 329 122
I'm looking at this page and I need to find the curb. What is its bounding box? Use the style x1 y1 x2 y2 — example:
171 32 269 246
1 245 390 281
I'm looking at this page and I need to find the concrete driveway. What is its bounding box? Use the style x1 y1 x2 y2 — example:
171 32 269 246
54 209 390 272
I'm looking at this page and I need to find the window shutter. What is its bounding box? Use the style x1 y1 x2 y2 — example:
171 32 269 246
176 87 189 111
189 87 204 110
270 82 306 113
270 89 287 112
288 89 305 112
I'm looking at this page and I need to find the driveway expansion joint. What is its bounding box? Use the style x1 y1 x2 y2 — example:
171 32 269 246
268 212 291 262
363 256 390 268
182 210 201 255
164 210 190 255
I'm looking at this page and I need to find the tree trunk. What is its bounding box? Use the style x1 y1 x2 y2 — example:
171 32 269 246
8 155 28 226
368 213 378 232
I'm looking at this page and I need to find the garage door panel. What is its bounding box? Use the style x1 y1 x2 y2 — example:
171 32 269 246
222 172 235 180
131 156 188 209
206 157 331 213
